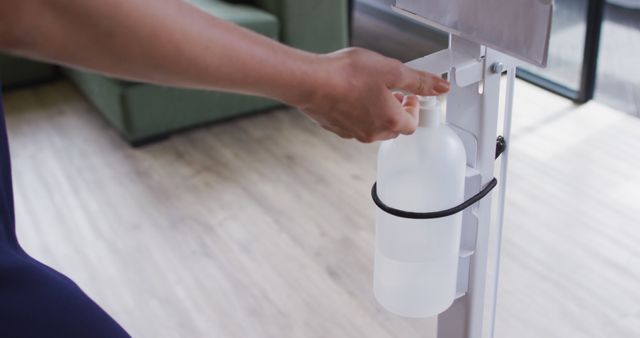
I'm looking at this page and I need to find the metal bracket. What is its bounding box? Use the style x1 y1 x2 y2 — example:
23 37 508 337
453 59 485 87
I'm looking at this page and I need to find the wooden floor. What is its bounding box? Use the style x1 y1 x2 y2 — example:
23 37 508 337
3 78 639 338
494 79 640 338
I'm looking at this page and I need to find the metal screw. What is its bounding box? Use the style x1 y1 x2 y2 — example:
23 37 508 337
490 62 504 74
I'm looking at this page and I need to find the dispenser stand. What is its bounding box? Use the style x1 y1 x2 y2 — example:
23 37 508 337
397 16 520 338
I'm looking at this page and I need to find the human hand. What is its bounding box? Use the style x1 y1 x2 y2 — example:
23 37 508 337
293 48 450 143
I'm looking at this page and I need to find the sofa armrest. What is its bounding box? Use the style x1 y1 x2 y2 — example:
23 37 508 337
0 54 57 88
252 0 349 53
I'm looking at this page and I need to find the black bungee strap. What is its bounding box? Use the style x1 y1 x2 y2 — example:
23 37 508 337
371 136 505 219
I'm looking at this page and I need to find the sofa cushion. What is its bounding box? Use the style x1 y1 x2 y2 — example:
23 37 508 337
188 0 279 39
64 0 348 143
67 0 280 91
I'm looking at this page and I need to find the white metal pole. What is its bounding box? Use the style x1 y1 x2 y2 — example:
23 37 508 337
486 65 517 338
404 37 516 338
436 43 511 338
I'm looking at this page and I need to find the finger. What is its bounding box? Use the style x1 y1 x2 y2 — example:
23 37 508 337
402 95 420 119
393 91 404 103
391 65 450 96
379 132 400 140
359 131 399 143
387 93 418 135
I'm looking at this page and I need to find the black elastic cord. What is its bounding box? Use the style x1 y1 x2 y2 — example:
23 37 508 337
371 136 505 219
495 135 506 159
371 178 497 219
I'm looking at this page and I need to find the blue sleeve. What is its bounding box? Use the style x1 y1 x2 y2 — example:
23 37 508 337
0 87 17 248
0 87 131 338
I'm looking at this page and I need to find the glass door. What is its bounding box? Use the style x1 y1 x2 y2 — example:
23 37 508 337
517 0 606 103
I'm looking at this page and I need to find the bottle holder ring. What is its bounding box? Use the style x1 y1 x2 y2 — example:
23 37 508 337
371 136 505 219
371 178 497 219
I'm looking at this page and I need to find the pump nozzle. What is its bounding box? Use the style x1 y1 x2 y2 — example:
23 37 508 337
418 95 438 109
418 95 442 127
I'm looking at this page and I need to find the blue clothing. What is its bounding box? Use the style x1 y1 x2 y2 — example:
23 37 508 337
0 87 130 337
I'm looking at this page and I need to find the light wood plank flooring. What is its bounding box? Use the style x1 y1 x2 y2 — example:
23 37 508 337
3 79 640 338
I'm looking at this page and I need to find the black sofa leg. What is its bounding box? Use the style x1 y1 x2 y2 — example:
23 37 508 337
128 133 172 147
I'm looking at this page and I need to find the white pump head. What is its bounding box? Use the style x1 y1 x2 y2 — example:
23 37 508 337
418 95 438 108
418 95 442 127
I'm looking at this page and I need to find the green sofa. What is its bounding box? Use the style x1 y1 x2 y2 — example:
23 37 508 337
63 0 349 144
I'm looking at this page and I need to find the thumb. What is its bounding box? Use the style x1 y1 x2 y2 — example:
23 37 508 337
387 93 418 135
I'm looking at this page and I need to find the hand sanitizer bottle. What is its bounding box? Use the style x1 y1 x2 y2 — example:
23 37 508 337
373 95 466 317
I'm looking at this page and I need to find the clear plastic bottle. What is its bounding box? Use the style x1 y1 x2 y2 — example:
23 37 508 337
373 95 466 317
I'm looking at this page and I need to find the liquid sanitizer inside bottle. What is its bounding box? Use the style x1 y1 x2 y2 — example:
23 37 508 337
374 95 466 318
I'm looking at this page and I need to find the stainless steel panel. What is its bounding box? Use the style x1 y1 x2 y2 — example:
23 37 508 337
395 0 553 66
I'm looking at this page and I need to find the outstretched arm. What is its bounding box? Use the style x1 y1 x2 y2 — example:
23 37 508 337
0 0 449 142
